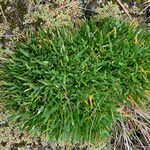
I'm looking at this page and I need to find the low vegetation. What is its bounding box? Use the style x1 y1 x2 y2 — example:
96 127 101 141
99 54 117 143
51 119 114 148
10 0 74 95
1 17 149 146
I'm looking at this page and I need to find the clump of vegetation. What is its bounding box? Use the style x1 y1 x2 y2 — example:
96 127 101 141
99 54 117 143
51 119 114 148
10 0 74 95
0 17 150 144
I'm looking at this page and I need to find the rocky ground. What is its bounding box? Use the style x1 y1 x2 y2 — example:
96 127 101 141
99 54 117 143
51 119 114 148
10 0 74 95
0 118 89 150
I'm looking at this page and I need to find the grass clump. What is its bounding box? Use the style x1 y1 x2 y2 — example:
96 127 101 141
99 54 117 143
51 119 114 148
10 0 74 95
0 18 150 143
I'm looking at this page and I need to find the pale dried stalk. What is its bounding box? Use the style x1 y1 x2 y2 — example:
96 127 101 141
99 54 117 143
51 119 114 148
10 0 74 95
0 4 9 29
117 0 131 19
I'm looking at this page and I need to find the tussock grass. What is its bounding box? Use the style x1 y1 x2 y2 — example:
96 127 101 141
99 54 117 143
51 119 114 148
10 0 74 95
0 17 150 143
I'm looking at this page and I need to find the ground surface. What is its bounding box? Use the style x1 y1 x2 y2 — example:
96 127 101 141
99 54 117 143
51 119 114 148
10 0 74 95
0 1 149 150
